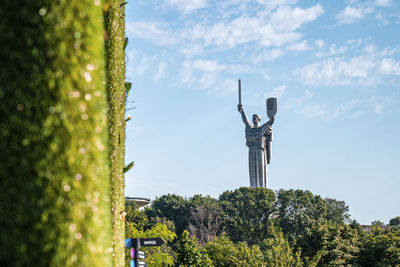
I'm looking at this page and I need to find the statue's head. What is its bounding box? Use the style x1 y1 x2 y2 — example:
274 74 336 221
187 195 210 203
252 114 261 125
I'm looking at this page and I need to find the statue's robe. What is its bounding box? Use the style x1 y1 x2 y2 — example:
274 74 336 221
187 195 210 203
245 122 273 188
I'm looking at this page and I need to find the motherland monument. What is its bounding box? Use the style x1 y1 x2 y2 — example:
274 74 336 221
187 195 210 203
237 79 277 188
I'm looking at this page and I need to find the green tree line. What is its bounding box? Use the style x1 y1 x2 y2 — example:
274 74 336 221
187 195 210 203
126 188 400 266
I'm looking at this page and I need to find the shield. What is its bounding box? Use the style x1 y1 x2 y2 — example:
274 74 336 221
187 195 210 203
266 97 277 119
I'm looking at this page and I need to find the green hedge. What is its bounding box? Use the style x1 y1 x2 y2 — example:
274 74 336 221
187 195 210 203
104 1 127 266
0 1 112 266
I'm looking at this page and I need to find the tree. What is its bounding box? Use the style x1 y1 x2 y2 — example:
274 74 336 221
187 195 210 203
0 1 112 265
125 200 149 232
188 205 221 245
261 227 303 267
219 187 276 245
104 0 127 265
188 194 219 209
389 216 400 226
205 234 264 267
297 224 361 266
187 195 221 244
175 230 212 267
358 226 400 266
372 220 385 227
127 223 176 266
325 198 350 224
145 194 190 236
276 189 350 241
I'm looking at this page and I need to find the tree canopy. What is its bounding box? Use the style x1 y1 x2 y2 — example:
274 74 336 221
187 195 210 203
123 188 397 267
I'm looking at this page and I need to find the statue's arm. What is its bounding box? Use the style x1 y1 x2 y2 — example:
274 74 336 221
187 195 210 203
238 104 250 127
262 117 274 136
267 116 275 125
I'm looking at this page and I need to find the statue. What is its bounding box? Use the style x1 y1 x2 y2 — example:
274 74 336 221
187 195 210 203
237 79 276 188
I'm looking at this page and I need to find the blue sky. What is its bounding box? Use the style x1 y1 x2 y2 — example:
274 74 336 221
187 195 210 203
123 0 400 225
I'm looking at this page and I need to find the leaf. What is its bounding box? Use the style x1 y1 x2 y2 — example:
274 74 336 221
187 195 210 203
124 161 134 173
124 37 129 50
125 82 132 96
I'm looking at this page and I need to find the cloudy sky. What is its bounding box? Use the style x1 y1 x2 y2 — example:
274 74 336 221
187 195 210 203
124 0 400 224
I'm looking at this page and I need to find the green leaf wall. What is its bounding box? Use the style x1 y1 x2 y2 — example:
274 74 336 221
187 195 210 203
104 0 127 266
0 1 112 266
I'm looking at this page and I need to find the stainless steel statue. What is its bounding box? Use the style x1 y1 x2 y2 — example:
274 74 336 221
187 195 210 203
237 79 277 188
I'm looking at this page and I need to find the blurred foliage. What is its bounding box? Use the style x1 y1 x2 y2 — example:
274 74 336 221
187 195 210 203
0 0 112 266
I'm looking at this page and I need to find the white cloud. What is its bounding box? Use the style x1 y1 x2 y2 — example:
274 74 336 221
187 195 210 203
295 41 400 89
192 16 300 49
179 43 205 57
346 38 363 45
286 40 309 51
206 4 323 49
180 61 196 86
375 13 390 24
192 60 227 72
256 0 297 9
284 92 365 120
336 5 374 24
127 4 323 52
134 56 151 75
252 49 285 63
153 61 167 81
374 0 392 7
315 44 349 57
379 58 400 75
298 98 365 120
295 56 377 86
126 21 177 46
184 59 257 75
374 102 382 113
198 72 217 89
264 85 287 99
179 59 254 90
282 89 313 111
330 99 362 119
165 0 211 13
218 78 238 95
350 110 364 119
371 96 384 114
315 39 325 48
269 4 324 32
300 104 326 117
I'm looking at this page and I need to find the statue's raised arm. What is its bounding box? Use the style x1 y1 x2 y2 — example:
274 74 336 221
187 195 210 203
263 116 274 127
238 104 251 127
